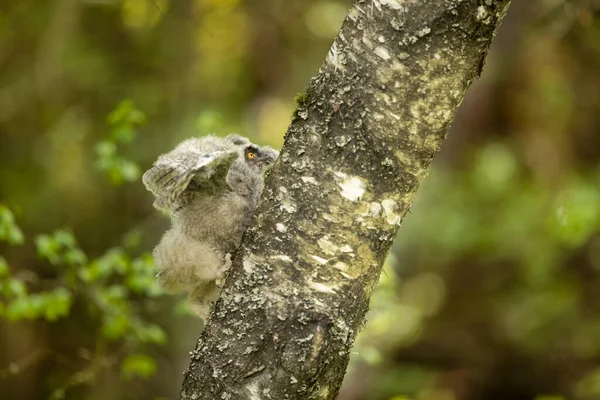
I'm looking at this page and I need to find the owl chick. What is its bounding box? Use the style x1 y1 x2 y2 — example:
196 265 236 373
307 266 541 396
142 134 278 319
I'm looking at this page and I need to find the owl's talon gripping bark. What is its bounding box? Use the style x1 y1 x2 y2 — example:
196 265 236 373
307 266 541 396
215 253 232 288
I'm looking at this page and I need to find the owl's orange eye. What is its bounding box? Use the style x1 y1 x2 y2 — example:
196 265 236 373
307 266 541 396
247 152 255 159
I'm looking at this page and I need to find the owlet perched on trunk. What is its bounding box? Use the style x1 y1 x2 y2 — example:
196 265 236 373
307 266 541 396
142 134 278 319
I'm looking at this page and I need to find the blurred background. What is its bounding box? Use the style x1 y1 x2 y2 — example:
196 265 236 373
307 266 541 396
0 0 599 399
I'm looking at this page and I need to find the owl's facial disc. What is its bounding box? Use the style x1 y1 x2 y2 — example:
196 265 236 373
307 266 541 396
244 145 278 169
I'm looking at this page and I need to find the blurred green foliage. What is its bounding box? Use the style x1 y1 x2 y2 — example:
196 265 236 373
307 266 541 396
1 102 170 398
120 353 157 381
349 142 600 399
1 0 600 399
1 207 75 322
95 100 146 185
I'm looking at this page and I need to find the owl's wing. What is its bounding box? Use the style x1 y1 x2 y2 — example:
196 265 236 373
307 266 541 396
142 149 238 212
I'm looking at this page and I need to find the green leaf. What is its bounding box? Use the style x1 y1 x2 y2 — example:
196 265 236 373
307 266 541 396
102 313 130 340
4 291 60 321
0 205 24 245
120 354 157 380
5 297 34 320
110 125 136 144
136 323 167 345
130 254 154 272
119 159 141 182
108 165 125 185
107 99 134 125
53 229 76 249
6 226 24 245
78 265 98 283
127 255 161 295
126 275 162 297
95 140 117 158
35 234 61 265
107 100 146 127
94 155 114 171
6 279 27 298
28 294 48 317
104 248 130 274
98 101 145 185
549 179 600 247
128 109 146 125
82 248 130 282
44 288 73 321
101 285 128 304
0 205 15 223
64 248 88 266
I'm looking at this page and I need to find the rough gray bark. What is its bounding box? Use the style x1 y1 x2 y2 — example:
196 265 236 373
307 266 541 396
180 1 512 399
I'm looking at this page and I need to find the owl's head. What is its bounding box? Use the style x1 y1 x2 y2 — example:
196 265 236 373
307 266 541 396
242 145 279 171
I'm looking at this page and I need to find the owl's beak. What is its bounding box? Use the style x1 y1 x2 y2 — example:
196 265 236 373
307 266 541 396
258 153 277 167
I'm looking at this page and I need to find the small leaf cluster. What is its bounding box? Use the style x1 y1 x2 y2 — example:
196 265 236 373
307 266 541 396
1 206 74 321
1 204 168 392
95 99 146 185
84 249 165 346
33 228 165 345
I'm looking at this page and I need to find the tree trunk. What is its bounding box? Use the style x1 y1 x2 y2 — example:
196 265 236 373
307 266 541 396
180 1 512 399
